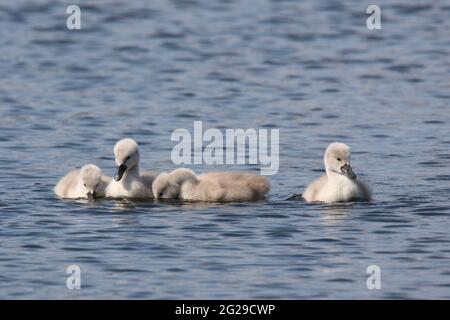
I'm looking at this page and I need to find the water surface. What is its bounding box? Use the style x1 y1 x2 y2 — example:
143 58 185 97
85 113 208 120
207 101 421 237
0 0 450 299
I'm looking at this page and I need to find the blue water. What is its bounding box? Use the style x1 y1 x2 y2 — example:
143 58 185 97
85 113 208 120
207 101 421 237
0 0 450 299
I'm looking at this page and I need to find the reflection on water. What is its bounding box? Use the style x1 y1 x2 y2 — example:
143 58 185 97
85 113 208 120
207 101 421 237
0 0 449 299
319 204 354 225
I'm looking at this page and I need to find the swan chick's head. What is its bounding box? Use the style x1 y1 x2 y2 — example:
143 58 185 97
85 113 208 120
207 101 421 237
152 172 181 199
80 164 102 199
324 142 356 180
152 169 197 199
113 138 140 181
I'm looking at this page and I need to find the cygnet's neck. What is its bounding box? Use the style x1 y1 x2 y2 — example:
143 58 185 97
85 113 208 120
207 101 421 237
326 167 350 184
76 178 85 190
122 164 140 182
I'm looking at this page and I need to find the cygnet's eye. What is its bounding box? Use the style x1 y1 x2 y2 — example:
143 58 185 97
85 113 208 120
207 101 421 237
159 192 163 197
126 156 131 161
84 183 87 187
336 158 341 162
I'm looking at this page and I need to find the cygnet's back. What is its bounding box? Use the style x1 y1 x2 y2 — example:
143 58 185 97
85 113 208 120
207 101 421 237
54 170 80 198
153 169 270 202
197 172 270 201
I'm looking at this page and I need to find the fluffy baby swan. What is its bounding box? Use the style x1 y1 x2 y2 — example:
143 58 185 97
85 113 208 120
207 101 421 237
303 142 371 203
54 164 111 199
153 168 270 202
105 138 157 199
